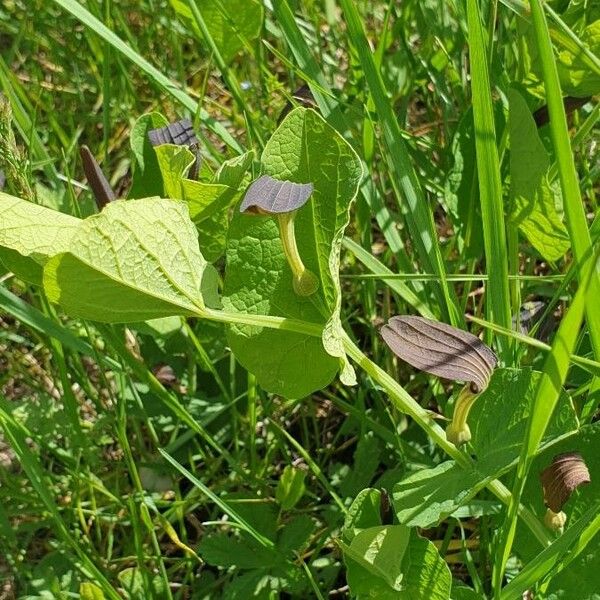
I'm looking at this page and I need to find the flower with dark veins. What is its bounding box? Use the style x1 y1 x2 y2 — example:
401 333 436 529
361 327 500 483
147 118 202 180
147 118 198 147
240 174 319 296
380 315 497 445
540 451 590 532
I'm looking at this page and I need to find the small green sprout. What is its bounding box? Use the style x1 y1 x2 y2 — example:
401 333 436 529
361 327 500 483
240 175 319 296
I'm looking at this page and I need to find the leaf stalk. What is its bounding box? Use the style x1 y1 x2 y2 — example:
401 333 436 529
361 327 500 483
276 211 319 296
446 384 479 446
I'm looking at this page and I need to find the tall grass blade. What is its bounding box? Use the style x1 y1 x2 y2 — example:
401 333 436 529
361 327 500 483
0 399 122 600
493 248 599 594
528 0 600 416
500 501 600 600
337 0 462 327
270 0 344 127
50 0 242 152
465 0 512 360
342 237 435 319
159 448 275 548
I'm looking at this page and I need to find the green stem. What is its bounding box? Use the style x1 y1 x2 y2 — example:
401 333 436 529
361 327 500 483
446 385 479 446
199 309 551 546
342 332 461 458
203 307 323 337
276 211 319 296
341 332 551 547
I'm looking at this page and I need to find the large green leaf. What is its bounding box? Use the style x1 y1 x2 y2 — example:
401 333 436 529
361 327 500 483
392 368 578 527
340 489 451 600
342 526 451 600
0 192 80 284
223 108 363 398
508 89 570 262
155 145 251 262
169 0 263 64
223 215 337 397
43 198 208 322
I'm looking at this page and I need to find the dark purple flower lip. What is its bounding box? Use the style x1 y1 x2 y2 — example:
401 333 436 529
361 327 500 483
380 315 497 392
540 451 591 513
240 175 314 215
239 175 318 296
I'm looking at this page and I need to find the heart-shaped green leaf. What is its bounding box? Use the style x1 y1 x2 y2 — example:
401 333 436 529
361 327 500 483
223 107 363 397
508 89 570 262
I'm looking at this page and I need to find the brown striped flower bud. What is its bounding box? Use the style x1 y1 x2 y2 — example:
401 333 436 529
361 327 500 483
380 316 497 392
540 452 591 513
148 118 198 147
381 316 497 445
80 145 116 209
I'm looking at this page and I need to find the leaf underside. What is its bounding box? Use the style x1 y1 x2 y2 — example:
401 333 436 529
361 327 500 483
43 198 208 322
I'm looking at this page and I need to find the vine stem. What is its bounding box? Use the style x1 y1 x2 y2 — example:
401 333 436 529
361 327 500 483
202 307 551 546
341 332 551 547
202 307 323 337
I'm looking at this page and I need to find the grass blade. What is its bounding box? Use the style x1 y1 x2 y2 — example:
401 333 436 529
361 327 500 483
467 315 600 378
337 0 462 327
493 248 599 594
465 0 511 360
0 398 122 600
184 0 263 147
500 501 600 600
159 448 275 548
50 0 242 152
342 237 435 319
270 0 344 127
528 0 600 417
